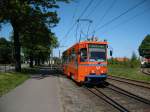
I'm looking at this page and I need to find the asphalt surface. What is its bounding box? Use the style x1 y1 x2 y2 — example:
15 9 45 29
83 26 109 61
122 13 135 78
0 69 61 112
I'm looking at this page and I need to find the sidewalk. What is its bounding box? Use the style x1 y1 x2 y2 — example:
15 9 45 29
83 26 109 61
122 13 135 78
0 75 61 112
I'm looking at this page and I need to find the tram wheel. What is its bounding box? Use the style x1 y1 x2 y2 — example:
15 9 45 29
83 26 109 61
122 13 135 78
76 82 83 87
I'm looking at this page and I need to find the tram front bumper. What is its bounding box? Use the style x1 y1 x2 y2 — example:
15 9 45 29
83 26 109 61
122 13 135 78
85 74 107 84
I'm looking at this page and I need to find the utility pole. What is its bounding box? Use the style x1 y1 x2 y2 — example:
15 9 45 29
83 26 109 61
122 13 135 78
58 46 67 59
59 50 61 59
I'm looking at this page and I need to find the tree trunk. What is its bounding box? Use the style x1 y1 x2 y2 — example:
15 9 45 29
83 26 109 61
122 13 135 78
42 60 44 64
11 21 21 72
38 58 40 66
35 59 38 66
29 53 33 68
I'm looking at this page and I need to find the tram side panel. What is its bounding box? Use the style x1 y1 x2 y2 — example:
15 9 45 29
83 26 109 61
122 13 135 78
63 44 79 80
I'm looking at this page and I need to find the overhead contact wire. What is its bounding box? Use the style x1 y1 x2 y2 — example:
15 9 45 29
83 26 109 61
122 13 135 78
93 0 117 34
100 7 150 35
94 0 147 33
60 0 94 44
85 0 104 18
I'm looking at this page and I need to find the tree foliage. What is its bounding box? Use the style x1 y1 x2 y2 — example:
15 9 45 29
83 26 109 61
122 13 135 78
21 25 59 67
0 0 70 71
130 52 140 68
139 35 150 58
0 38 13 64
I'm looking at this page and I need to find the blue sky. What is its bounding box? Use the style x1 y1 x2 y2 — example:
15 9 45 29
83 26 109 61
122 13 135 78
0 0 150 58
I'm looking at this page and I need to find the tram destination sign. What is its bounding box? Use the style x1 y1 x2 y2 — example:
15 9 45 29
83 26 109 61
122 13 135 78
89 44 106 49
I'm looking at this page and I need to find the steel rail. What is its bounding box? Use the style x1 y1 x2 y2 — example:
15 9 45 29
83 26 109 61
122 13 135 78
108 76 150 89
106 83 150 105
141 68 150 75
85 87 130 112
108 75 150 84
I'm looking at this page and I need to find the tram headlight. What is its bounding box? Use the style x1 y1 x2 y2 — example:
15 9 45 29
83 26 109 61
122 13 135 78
90 70 95 75
91 70 95 73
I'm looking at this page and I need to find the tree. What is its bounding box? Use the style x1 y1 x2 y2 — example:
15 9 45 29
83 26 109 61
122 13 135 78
0 0 70 71
21 21 49 67
20 18 59 67
0 37 13 64
22 30 59 67
130 52 140 68
139 35 150 58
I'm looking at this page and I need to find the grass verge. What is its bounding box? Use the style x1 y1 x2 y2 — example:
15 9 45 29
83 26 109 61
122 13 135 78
108 65 150 83
0 72 29 96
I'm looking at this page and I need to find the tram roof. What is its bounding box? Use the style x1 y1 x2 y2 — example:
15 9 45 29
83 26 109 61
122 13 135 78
62 41 108 54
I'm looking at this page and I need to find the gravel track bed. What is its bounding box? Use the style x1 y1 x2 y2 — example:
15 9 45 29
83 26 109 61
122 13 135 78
58 75 119 112
107 79 150 100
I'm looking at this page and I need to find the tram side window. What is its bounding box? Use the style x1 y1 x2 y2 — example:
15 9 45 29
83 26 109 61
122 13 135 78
65 57 68 64
68 52 71 63
71 52 76 61
66 57 69 64
80 48 87 62
62 56 66 64
62 52 67 64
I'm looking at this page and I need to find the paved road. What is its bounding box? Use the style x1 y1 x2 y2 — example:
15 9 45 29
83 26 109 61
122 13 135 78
0 69 61 112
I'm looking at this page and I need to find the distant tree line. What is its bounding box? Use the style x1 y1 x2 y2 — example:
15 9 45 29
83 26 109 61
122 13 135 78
108 52 140 68
0 36 58 66
109 34 150 68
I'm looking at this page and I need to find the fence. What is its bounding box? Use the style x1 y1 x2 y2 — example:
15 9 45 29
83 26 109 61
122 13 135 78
0 64 15 72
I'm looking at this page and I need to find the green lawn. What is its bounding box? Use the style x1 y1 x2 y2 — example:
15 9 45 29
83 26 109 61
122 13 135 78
0 72 29 96
108 65 150 83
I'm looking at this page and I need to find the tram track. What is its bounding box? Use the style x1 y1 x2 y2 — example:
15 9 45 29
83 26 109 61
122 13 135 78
106 83 150 105
84 83 150 112
141 68 150 75
108 75 150 89
85 87 130 112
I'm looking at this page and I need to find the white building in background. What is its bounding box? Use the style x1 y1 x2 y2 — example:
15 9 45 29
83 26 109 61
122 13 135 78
140 57 150 67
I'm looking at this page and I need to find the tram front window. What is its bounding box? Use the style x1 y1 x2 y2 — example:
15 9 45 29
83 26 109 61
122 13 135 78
90 51 106 62
89 44 106 62
80 48 87 62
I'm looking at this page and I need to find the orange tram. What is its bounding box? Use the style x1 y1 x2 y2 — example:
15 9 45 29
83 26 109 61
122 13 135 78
62 40 112 85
